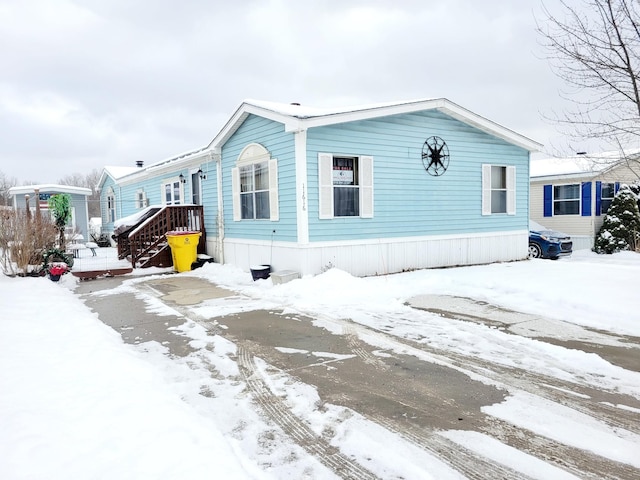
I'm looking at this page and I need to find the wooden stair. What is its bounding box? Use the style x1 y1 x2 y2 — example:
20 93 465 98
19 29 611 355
115 205 205 269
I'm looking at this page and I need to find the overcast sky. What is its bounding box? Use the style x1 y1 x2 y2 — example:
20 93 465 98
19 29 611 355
0 0 604 184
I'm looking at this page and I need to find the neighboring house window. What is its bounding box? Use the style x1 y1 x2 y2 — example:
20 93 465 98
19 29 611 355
554 184 580 215
318 153 373 219
136 189 148 209
544 182 592 217
163 179 182 205
232 143 279 221
106 188 116 223
482 164 515 215
600 182 615 214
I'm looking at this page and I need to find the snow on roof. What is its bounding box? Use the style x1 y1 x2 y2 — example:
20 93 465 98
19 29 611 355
8 184 92 196
209 97 542 153
104 166 141 179
531 149 640 178
244 98 436 119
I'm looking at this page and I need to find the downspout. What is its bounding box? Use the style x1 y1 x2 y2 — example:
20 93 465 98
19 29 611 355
215 152 225 264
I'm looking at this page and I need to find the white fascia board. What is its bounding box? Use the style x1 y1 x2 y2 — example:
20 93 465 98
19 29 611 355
117 150 213 186
207 98 543 154
282 98 542 153
438 100 543 152
530 171 599 182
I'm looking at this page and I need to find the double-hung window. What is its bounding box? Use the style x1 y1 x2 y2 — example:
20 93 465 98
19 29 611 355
163 179 182 205
232 143 279 221
600 182 615 215
136 189 148 209
553 184 580 215
240 161 270 219
482 164 515 215
106 188 116 223
318 153 373 219
333 156 360 217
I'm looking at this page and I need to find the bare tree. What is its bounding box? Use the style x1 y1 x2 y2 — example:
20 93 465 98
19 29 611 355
537 0 640 165
58 168 102 218
0 171 18 207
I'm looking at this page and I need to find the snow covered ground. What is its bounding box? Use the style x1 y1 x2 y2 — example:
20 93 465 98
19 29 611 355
1 249 639 479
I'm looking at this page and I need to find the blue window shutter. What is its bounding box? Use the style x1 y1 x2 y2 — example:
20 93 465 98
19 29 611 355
543 184 552 217
615 182 620 193
581 182 592 216
595 181 602 217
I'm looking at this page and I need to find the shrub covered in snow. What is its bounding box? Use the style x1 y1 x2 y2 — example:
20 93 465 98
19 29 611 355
593 183 640 254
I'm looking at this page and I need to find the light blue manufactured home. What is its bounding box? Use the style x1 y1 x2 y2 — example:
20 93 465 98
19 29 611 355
99 98 541 276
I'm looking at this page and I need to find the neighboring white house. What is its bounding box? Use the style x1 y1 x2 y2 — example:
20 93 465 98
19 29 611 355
8 184 93 241
530 151 640 250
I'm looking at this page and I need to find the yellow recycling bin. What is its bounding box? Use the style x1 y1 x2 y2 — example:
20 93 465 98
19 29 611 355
166 231 201 272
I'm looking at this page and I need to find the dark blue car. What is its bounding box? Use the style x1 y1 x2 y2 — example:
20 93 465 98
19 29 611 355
529 221 573 260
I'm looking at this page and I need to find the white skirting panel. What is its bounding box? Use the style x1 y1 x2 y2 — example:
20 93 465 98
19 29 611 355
224 230 529 277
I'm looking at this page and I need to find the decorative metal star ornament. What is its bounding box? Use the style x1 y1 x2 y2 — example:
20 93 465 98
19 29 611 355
421 136 450 176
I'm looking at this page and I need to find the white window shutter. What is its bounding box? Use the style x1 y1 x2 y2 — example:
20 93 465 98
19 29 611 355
481 164 491 215
269 158 279 221
318 153 333 219
359 155 373 218
506 166 516 215
231 167 241 221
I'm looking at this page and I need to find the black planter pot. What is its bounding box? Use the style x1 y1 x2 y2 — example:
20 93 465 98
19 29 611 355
250 265 271 281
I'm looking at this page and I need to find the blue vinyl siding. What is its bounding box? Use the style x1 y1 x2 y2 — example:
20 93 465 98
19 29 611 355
306 110 530 242
100 176 118 231
221 114 297 241
109 165 217 237
200 160 218 235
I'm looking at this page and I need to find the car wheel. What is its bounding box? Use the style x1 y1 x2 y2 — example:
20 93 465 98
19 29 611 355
528 243 542 259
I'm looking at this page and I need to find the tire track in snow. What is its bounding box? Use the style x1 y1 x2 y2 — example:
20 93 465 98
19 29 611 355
236 346 379 480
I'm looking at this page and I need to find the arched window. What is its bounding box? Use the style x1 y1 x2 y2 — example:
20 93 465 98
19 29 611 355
231 143 279 221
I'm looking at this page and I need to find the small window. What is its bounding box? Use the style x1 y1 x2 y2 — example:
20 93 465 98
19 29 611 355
106 188 116 223
163 180 182 205
600 183 615 214
554 184 580 215
136 189 147 209
482 164 515 215
490 165 507 214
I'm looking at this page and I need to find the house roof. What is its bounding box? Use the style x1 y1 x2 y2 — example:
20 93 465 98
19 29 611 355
208 98 543 153
9 184 92 196
530 149 640 180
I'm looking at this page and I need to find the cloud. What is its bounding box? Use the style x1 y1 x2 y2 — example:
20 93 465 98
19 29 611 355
0 0 587 183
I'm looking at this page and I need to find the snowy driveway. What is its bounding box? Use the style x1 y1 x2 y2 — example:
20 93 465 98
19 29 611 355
76 259 640 480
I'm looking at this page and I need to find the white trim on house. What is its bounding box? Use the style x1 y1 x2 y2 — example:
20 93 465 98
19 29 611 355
294 130 309 244
9 184 92 196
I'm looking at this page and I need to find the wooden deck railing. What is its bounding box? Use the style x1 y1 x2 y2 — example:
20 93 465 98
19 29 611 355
116 205 205 268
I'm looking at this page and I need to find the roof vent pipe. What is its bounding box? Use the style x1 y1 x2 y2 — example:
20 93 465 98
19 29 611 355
136 160 144 167
290 102 300 106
